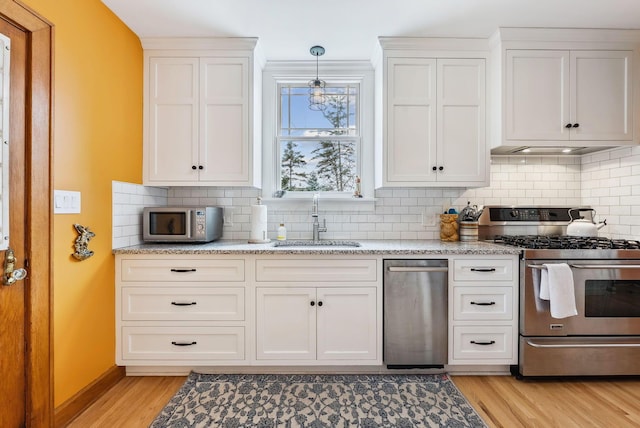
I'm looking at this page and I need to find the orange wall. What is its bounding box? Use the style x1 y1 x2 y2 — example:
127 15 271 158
21 0 142 406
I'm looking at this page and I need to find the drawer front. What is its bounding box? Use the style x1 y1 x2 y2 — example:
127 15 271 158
121 287 244 321
452 259 513 282
453 286 513 321
121 326 244 360
452 326 514 361
256 259 377 282
120 259 245 282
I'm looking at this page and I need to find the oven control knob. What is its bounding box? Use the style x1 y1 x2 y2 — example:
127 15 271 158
510 210 519 218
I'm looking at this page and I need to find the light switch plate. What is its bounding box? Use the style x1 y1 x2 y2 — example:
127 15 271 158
54 190 81 214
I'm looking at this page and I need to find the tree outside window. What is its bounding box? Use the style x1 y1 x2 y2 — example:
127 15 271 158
278 84 359 193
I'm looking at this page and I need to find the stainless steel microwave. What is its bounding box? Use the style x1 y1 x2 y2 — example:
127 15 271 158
142 206 223 243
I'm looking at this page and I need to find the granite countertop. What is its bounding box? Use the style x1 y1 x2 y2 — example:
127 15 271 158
112 240 521 256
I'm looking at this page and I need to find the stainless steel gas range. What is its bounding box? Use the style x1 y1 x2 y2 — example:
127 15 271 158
479 206 640 377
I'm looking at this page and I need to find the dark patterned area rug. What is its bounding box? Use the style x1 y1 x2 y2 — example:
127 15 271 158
150 373 487 427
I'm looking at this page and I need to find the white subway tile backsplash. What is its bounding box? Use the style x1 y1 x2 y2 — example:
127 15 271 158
112 146 640 246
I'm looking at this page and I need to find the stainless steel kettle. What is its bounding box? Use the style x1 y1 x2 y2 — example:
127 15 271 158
567 208 607 237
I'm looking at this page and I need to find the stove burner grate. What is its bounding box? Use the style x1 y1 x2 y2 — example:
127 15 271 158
494 235 640 250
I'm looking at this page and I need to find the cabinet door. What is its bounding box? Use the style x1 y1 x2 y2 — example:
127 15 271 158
200 57 250 184
571 50 633 141
505 50 570 141
256 288 316 360
316 287 377 360
437 59 486 183
386 58 437 183
147 57 199 183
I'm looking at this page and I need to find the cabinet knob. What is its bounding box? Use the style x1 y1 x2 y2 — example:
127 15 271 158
310 301 315 306
192 165 197 170
572 123 580 128
438 166 444 171
565 123 573 128
318 301 323 307
432 166 437 171
198 165 204 170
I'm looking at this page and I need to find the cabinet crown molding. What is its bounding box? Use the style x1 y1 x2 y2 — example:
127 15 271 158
491 27 640 47
141 37 259 51
378 36 490 52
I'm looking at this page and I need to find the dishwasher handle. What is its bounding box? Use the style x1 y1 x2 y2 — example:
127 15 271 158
387 266 448 273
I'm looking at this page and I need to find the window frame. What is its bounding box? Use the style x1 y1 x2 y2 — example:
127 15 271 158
277 80 361 195
262 61 375 204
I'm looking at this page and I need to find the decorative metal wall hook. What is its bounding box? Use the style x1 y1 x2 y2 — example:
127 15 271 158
72 224 95 261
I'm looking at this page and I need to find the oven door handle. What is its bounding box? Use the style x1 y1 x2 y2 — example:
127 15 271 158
526 340 640 349
527 264 640 270
569 264 640 270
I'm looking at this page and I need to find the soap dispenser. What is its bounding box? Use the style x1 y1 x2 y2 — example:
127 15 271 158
277 223 287 241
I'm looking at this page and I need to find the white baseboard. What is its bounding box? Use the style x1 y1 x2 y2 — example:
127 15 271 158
124 364 511 376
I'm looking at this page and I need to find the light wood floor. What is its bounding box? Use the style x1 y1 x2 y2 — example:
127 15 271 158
66 375 640 427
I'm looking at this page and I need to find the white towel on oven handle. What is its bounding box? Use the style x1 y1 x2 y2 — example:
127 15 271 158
541 263 578 319
532 267 547 311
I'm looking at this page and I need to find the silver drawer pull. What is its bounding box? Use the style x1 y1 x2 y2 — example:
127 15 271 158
171 341 197 347
470 340 496 346
171 301 197 306
470 301 496 306
470 267 497 272
387 266 448 273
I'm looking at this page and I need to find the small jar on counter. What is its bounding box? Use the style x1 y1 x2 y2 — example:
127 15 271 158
277 223 287 241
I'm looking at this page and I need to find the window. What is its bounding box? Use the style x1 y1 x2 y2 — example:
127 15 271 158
278 83 359 193
262 61 374 203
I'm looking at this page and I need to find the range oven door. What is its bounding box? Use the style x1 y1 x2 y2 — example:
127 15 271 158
519 259 640 376
521 259 640 336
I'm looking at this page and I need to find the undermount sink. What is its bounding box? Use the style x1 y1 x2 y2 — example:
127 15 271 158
273 240 361 247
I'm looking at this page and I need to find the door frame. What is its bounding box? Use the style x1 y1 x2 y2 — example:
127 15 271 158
1 0 53 426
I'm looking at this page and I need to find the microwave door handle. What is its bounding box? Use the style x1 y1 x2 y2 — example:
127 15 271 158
186 210 193 238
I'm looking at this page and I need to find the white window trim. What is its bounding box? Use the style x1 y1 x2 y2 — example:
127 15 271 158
261 61 375 210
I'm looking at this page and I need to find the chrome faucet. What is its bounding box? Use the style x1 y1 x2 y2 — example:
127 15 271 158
311 193 327 242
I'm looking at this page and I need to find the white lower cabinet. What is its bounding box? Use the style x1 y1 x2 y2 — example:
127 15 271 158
255 287 377 362
448 256 519 365
116 255 381 368
255 257 380 365
116 255 248 366
121 326 245 361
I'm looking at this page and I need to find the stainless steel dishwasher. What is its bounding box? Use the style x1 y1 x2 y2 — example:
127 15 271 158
383 259 448 368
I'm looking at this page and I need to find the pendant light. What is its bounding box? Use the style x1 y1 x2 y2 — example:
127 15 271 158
308 45 327 111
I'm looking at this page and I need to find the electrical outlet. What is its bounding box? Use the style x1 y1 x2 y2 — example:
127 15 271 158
421 208 438 227
223 206 235 227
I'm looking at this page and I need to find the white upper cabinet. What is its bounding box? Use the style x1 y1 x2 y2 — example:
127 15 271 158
376 38 489 188
506 49 632 142
142 38 263 187
492 28 640 154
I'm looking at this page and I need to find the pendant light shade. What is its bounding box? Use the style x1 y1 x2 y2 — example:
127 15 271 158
308 45 327 111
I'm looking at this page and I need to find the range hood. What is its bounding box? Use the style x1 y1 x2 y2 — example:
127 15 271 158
490 145 619 156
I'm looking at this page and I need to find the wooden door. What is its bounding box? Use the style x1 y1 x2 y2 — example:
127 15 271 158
505 49 570 141
571 50 633 141
0 2 53 426
0 17 27 427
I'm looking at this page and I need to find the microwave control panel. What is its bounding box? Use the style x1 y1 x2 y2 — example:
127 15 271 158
194 210 207 236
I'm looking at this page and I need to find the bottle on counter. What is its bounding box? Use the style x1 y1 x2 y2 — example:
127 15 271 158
277 223 287 241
